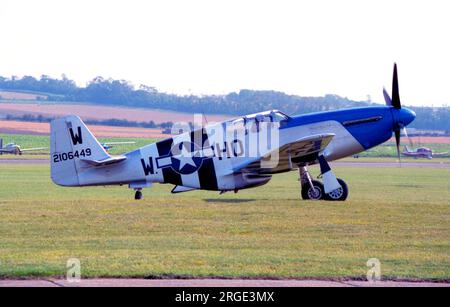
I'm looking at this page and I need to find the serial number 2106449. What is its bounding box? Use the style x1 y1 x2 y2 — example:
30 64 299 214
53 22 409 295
53 148 92 163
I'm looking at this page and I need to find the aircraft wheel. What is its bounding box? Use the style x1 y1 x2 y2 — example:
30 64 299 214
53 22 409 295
135 190 143 200
301 180 324 200
325 178 348 201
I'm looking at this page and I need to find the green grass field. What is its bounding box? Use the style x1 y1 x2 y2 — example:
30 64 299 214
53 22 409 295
0 164 448 280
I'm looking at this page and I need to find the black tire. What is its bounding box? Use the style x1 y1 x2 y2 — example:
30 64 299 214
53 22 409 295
301 180 325 200
325 178 348 201
134 190 143 200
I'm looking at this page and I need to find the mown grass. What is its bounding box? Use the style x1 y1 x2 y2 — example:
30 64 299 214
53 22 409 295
0 164 448 280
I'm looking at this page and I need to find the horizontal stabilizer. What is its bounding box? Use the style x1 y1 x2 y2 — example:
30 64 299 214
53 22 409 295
80 155 127 167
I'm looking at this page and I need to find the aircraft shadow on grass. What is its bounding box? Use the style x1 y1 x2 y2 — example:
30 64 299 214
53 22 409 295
203 198 257 203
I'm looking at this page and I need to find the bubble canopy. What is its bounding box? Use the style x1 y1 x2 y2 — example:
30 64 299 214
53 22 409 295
230 110 291 125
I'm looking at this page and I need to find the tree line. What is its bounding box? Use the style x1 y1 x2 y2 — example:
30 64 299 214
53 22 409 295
0 74 449 131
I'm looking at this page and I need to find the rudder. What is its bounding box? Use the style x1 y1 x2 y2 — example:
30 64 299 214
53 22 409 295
50 115 110 186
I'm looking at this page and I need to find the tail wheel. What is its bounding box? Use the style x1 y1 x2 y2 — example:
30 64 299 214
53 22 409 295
325 178 348 201
134 190 143 200
301 180 324 200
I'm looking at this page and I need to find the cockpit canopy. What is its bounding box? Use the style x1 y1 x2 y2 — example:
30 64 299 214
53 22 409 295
230 110 290 126
417 147 431 153
225 110 290 134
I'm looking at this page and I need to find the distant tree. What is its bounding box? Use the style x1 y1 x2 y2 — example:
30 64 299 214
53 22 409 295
1 73 450 130
139 84 157 93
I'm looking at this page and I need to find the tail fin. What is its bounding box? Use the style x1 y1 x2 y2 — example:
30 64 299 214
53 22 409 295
50 115 111 186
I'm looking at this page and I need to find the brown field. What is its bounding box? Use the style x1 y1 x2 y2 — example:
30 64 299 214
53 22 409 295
0 91 47 100
0 120 169 138
388 136 450 144
0 102 230 124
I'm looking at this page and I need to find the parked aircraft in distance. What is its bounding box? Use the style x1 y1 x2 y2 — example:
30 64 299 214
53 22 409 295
50 64 416 201
402 146 448 159
101 141 136 151
0 138 47 155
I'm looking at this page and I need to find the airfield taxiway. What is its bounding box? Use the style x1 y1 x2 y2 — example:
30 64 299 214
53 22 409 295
0 278 448 287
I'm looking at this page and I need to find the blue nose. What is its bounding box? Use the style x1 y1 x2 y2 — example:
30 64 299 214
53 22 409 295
398 107 416 126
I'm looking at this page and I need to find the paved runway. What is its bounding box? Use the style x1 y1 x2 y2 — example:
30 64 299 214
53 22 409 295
0 159 49 164
1 159 450 169
0 278 448 287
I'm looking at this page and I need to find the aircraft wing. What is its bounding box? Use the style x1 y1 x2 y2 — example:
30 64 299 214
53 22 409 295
433 152 448 157
232 133 335 175
20 147 48 152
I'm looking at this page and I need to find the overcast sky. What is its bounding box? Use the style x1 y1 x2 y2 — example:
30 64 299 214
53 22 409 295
0 0 449 106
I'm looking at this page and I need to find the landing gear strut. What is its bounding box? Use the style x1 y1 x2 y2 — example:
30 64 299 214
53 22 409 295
300 167 324 200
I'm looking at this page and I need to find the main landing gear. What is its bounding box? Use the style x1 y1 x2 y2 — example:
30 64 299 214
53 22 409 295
325 178 348 201
299 164 349 201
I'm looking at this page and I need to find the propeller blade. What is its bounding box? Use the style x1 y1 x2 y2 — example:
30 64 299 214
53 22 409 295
391 63 401 109
383 87 392 106
395 129 401 163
